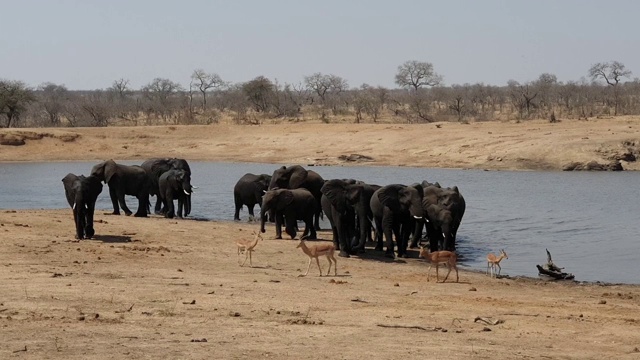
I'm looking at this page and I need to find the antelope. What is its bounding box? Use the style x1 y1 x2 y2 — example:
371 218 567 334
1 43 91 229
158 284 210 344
296 240 337 277
418 246 459 283
236 231 263 267
486 249 508 278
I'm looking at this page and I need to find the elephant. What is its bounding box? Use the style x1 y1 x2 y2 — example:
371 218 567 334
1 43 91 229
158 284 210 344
269 165 325 231
370 184 424 258
90 160 151 217
260 188 317 240
62 173 103 239
411 184 466 251
141 158 192 216
158 169 193 219
321 179 380 257
233 173 271 221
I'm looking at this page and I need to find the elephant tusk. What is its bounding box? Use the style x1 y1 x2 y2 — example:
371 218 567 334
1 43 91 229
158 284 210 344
184 190 191 195
73 203 76 210
413 216 422 219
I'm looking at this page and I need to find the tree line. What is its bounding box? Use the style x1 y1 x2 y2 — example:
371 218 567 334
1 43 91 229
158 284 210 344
0 60 636 128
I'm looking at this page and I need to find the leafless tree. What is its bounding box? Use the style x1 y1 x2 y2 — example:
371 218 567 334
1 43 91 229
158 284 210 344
533 73 558 117
108 79 132 99
0 80 36 128
507 80 538 119
36 82 69 126
589 61 632 115
395 60 443 91
304 73 349 117
79 90 112 127
142 78 184 120
191 69 224 111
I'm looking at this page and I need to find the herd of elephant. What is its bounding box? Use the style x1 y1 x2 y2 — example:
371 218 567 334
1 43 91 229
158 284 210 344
234 165 466 259
62 159 465 260
61 158 194 240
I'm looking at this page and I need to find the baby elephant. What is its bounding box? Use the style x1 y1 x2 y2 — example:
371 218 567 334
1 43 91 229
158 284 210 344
62 173 103 239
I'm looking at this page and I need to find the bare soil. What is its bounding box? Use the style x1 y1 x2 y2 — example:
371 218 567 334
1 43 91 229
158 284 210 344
1 119 640 359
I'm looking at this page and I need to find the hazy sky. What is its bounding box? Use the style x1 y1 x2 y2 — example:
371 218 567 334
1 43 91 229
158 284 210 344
2 0 637 90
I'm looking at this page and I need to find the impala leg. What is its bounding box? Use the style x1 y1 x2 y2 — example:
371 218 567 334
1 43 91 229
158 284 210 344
427 265 432 282
316 257 322 276
443 264 452 283
436 264 441 283
241 251 249 267
497 263 502 276
303 257 312 276
249 250 253 268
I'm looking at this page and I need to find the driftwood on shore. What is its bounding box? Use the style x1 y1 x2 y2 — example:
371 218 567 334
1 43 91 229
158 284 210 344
537 249 575 280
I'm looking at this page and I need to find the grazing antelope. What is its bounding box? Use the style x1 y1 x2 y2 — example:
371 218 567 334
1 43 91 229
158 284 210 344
486 249 508 278
418 246 459 283
236 231 263 267
297 240 337 277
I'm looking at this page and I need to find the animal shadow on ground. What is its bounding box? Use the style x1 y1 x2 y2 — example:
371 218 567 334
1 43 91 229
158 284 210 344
90 235 132 243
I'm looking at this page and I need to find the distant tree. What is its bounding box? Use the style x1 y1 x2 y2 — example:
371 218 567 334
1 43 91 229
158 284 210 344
0 80 35 128
37 82 69 126
507 80 538 119
142 78 184 119
108 78 132 99
79 90 112 127
242 76 275 113
589 61 632 115
395 60 443 91
304 73 349 117
533 73 558 116
191 69 224 111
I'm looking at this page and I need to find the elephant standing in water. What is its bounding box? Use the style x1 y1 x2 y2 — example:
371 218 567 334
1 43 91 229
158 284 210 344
410 182 466 252
370 184 424 258
321 179 380 257
141 158 193 216
62 173 103 239
91 160 150 217
233 173 271 221
269 165 324 230
260 188 317 240
159 169 193 219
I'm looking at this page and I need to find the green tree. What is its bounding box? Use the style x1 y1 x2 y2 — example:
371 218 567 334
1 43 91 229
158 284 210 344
0 80 35 128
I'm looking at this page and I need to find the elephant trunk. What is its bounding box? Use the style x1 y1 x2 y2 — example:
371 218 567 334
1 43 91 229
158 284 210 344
260 204 268 233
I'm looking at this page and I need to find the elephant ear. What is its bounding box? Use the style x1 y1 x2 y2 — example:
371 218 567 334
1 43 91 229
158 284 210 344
378 184 404 212
281 190 295 207
104 160 118 183
410 183 424 198
321 180 348 213
288 166 308 188
345 184 362 205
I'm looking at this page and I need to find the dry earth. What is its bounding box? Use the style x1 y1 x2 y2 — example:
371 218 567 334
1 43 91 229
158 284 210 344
0 210 639 359
1 117 640 170
1 118 640 359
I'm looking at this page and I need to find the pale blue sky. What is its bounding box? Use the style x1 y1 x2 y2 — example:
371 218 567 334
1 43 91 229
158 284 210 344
1 0 637 90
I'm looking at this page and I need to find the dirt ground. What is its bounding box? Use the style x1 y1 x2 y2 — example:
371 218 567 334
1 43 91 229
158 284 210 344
1 116 640 170
1 118 640 359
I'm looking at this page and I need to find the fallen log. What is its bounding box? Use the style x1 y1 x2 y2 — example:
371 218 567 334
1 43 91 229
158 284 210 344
536 249 575 280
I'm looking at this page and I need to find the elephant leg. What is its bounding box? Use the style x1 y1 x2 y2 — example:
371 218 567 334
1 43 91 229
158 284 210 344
185 194 191 216
117 189 133 216
304 217 317 240
410 220 424 248
374 217 384 251
284 216 297 239
233 195 242 221
177 198 184 219
247 204 256 222
164 195 175 218
382 212 395 258
154 197 163 215
337 215 351 258
108 186 121 215
274 213 283 239
134 194 148 218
